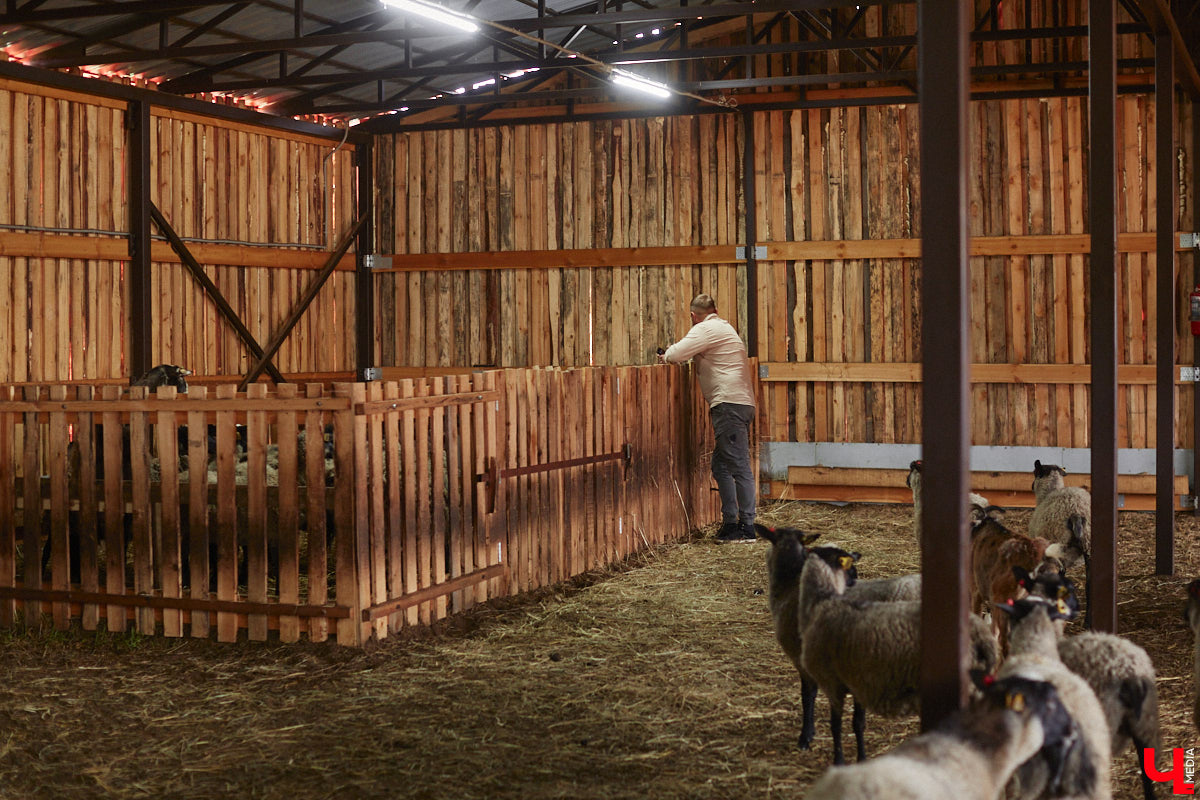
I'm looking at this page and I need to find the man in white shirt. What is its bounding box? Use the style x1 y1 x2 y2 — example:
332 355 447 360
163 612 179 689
659 294 757 542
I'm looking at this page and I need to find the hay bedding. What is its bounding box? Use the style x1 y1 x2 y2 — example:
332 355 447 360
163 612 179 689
0 502 1197 799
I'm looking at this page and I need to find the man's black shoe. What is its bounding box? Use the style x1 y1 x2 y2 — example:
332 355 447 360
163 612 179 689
715 522 756 542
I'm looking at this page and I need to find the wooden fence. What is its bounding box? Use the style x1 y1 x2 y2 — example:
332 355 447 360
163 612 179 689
0 363 725 645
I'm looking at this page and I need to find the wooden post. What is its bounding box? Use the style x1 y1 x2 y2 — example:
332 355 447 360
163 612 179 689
1090 0 1119 634
1155 31 1177 575
127 99 152 378
918 0 971 730
356 141 375 380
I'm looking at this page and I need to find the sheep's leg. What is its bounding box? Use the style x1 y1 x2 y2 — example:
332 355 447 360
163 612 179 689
798 675 817 750
1133 736 1157 800
851 699 867 762
828 692 846 765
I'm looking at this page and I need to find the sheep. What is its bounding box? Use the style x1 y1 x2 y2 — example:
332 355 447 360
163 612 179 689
1187 579 1200 733
797 544 999 765
804 672 1078 800
969 510 1058 656
1020 568 1160 799
995 590 1112 800
1030 459 1091 567
756 524 922 749
906 459 991 536
131 363 192 392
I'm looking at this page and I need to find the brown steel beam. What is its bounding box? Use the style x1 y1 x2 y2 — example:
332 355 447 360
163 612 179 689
127 100 153 380
148 203 287 385
1156 31 1177 574
238 212 370 390
918 0 971 731
1135 0 1200 97
355 142 375 380
1090 0 1119 634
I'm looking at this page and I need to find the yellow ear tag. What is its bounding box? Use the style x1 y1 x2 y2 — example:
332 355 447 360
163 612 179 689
1005 692 1026 712
1056 599 1069 616
1057 585 1069 600
839 556 854 571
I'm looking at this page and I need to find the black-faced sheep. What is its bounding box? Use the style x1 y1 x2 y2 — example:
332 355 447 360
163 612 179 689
756 524 922 750
1022 568 1159 800
995 591 1112 800
797 544 999 765
804 673 1077 800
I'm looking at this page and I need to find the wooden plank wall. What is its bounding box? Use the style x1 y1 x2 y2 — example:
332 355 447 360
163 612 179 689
373 116 746 369
756 92 1194 451
0 78 359 385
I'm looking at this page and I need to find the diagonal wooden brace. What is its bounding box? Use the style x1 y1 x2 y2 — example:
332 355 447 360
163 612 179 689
149 202 287 385
238 211 370 391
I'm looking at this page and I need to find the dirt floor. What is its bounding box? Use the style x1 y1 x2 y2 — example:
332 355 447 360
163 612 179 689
0 501 1197 799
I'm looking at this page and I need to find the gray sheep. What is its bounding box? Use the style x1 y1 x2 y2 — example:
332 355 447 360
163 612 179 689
797 544 999 764
907 459 991 537
995 591 1112 800
1025 568 1159 800
756 524 920 749
804 673 1077 800
1185 579 1200 733
1029 460 1091 569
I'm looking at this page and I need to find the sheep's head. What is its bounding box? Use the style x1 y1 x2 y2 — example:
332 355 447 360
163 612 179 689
757 525 820 593
906 460 922 491
807 545 860 591
996 590 1077 625
1031 459 1067 498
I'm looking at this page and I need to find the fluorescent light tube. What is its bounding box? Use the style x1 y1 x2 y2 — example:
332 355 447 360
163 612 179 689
610 69 671 99
381 0 479 33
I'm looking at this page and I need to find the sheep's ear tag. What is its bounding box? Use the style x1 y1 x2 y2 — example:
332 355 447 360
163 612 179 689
982 674 995 687
838 556 854 571
1055 599 1070 616
1005 691 1026 712
1057 585 1070 600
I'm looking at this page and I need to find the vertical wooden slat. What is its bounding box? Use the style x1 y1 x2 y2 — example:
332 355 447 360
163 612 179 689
214 383 239 642
0 393 13 627
48 385 69 630
76 386 99 630
367 381 387 639
399 379 419 626
186 385 211 638
414 378 433 623
383 381 404 628
245 383 269 641
276 384 301 642
457 376 476 609
431 377 448 619
22 387 41 627
128 386 154 635
444 375 463 611
334 382 367 645
304 382 329 642
101 385 124 632
156 385 183 637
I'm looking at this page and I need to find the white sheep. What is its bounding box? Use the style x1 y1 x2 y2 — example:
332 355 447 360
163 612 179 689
995 592 1112 800
1023 568 1159 800
1188 579 1200 734
804 673 1078 800
756 524 921 749
797 544 999 764
907 460 991 537
1029 460 1091 571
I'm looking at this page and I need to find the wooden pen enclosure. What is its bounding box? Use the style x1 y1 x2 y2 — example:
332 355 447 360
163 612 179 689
0 364 723 644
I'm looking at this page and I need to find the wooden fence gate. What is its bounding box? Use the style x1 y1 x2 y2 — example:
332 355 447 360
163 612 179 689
0 364 723 645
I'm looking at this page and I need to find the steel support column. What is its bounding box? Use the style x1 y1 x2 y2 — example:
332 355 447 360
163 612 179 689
1155 31 1177 574
355 141 375 379
917 0 971 730
742 109 758 358
1193 100 1200 519
1089 0 1119 633
127 99 153 380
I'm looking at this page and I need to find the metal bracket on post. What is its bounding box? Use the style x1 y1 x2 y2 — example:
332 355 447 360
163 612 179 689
1180 233 1200 249
362 367 382 382
1181 495 1197 510
362 255 393 270
1181 367 1200 382
759 363 770 379
735 245 768 260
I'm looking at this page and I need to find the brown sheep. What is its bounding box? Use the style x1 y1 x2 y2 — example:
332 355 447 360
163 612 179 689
969 510 1057 657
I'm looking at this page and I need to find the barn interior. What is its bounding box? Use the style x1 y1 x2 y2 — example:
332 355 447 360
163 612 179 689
0 1 1198 797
